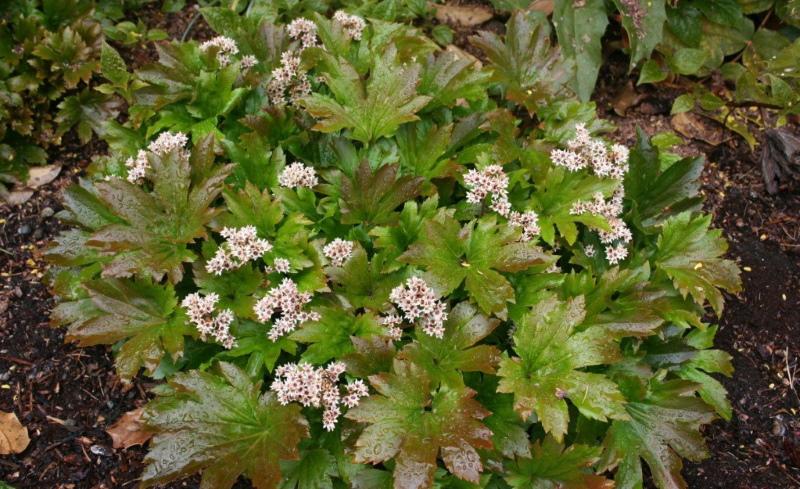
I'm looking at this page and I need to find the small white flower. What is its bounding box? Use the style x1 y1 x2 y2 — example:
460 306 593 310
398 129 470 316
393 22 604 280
389 277 447 339
181 292 237 349
125 150 149 184
271 361 367 431
333 11 366 40
287 18 318 50
199 36 239 66
254 278 320 341
324 239 354 267
279 162 318 188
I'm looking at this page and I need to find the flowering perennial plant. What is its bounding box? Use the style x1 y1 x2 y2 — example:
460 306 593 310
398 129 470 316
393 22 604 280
47 10 742 489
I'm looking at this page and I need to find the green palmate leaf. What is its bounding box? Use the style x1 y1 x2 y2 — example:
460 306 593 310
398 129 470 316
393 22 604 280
50 278 192 380
497 294 628 441
327 243 407 309
475 376 531 461
398 302 501 387
280 448 337 489
301 44 431 143
471 11 574 113
599 379 715 489
505 437 612 489
623 129 704 230
654 212 741 315
552 0 608 102
417 50 491 110
291 305 384 364
371 196 440 266
142 362 309 489
339 162 424 226
345 360 493 488
532 168 616 246
643 328 734 420
401 212 551 318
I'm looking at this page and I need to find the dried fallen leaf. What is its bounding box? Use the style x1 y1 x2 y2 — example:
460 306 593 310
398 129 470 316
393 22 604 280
434 3 493 27
612 81 645 116
106 408 152 449
671 112 724 146
5 190 34 206
26 164 61 188
0 411 30 455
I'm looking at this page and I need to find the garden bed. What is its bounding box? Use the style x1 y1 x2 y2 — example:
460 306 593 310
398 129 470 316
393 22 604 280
1 2 799 488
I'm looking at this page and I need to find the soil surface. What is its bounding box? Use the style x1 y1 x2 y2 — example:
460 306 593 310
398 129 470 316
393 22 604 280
1 4 800 489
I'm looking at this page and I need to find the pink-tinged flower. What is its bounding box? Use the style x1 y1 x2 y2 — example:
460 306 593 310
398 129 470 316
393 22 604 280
389 277 448 338
199 36 239 66
148 131 189 158
240 54 258 70
181 292 237 349
508 210 541 242
278 162 318 188
206 226 272 275
333 11 366 40
379 313 404 340
271 361 368 431
605 243 629 265
125 150 149 184
323 238 354 266
254 278 320 341
552 123 629 179
287 18 318 50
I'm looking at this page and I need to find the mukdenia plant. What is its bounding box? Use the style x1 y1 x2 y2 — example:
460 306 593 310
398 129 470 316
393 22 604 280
48 9 741 489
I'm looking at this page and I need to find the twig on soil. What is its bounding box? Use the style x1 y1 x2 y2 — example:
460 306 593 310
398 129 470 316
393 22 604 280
785 347 799 405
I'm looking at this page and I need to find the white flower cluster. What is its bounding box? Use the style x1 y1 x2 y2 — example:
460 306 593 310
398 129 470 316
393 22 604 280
333 11 366 40
125 131 189 184
181 292 236 349
571 189 631 265
268 52 312 106
199 36 239 67
379 313 404 340
463 165 541 241
508 210 541 242
550 123 629 179
287 18 318 50
125 150 149 184
148 131 189 157
389 277 448 338
271 361 369 431
323 239 354 266
241 54 258 70
279 162 318 188
266 257 292 274
206 226 272 275
254 278 321 341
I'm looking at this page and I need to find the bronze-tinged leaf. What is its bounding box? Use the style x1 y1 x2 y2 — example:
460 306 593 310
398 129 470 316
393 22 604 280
340 162 424 227
398 302 501 387
345 360 492 488
106 408 153 449
141 362 309 489
0 411 30 455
